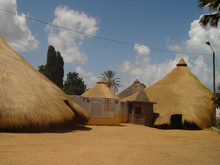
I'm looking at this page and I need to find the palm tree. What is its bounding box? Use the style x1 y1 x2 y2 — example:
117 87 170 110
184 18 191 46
101 70 122 93
198 0 220 27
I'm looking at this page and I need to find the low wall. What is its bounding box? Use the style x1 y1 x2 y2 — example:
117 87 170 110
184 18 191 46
71 95 120 125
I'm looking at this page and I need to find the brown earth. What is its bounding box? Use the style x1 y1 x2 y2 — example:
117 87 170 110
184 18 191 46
0 124 219 165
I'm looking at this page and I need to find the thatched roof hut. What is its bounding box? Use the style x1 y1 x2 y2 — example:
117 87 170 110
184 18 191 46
81 77 119 98
0 36 89 130
118 79 146 99
122 89 151 103
123 58 214 129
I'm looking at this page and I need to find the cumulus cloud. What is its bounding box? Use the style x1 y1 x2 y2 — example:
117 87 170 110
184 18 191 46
75 66 93 77
45 6 99 65
0 0 39 52
119 16 220 92
84 76 98 89
134 44 150 56
74 66 97 89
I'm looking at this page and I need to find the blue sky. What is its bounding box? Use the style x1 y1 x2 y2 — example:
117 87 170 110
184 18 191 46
0 0 219 93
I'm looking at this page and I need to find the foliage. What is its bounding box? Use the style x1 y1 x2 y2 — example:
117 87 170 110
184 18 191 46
40 45 64 89
54 51 64 89
211 83 220 108
38 65 45 75
214 124 220 129
211 93 220 108
141 83 146 88
63 72 87 95
101 70 122 93
198 0 220 27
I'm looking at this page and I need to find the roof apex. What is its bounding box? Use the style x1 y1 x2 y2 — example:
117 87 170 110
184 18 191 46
97 77 105 84
177 58 187 66
134 79 140 83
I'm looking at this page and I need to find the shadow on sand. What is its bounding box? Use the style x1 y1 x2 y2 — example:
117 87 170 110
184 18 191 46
1 124 92 134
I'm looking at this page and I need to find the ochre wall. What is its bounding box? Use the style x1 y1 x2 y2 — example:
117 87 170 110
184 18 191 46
87 114 120 125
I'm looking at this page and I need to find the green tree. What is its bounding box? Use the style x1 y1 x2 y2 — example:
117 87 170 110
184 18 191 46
43 45 64 89
198 0 220 27
63 72 87 95
101 70 122 93
54 51 64 89
38 65 45 75
212 83 220 108
140 83 146 88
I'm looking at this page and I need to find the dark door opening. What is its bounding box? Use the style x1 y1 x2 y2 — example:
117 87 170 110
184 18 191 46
171 114 183 129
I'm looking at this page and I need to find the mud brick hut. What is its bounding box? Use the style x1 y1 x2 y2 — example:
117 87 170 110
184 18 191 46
122 89 156 126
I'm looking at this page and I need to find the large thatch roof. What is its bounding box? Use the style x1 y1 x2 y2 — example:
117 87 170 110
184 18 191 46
0 36 90 130
118 79 145 99
81 77 119 98
123 58 214 129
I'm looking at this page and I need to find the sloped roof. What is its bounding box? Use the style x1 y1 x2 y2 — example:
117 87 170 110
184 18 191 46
81 77 119 98
0 36 90 130
118 79 145 99
123 58 214 129
122 89 154 103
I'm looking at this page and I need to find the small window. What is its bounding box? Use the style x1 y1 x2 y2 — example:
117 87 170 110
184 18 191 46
136 107 142 114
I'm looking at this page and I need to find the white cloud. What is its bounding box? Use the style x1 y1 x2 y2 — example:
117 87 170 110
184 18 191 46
119 17 220 92
119 43 177 88
45 6 99 65
134 44 150 56
0 0 39 52
84 76 98 89
75 66 93 77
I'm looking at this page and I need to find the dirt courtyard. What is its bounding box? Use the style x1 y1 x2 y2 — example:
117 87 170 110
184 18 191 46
0 123 219 165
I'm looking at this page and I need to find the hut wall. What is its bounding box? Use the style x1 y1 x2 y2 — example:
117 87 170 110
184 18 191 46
71 95 120 125
119 101 129 123
131 103 154 127
144 103 154 127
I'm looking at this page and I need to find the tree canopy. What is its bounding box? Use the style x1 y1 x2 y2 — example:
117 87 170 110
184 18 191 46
63 72 87 95
38 45 64 89
198 0 220 27
101 70 122 93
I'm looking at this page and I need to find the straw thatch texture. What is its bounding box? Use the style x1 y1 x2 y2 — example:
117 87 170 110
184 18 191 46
81 77 119 98
0 36 90 130
123 58 214 129
122 89 151 103
118 79 145 99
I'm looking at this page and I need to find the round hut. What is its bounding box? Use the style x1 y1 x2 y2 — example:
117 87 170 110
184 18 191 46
117 79 146 99
77 77 120 125
123 58 214 129
0 36 90 131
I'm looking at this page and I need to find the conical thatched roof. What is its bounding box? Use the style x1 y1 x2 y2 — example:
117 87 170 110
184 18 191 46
123 58 214 129
0 36 90 130
118 79 145 99
122 89 151 103
81 77 119 98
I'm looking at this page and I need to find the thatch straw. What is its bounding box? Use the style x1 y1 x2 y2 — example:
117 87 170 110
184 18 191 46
123 58 214 129
118 79 145 99
81 77 119 98
0 36 90 130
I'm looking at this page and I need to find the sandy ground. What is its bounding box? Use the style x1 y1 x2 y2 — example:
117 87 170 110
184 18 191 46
0 124 220 165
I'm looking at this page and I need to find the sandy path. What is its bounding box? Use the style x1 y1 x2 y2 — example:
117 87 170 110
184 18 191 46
0 124 219 165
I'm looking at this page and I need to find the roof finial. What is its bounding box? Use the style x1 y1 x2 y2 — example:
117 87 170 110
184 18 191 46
97 77 105 84
177 58 187 66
